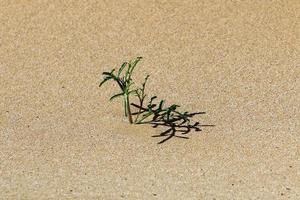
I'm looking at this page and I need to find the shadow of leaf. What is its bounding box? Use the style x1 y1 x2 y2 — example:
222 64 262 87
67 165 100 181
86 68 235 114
132 103 215 144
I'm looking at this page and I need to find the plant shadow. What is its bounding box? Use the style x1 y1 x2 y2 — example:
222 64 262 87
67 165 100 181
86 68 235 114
131 103 215 144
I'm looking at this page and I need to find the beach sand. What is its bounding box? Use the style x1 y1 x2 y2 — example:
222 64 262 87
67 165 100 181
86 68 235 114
0 0 299 199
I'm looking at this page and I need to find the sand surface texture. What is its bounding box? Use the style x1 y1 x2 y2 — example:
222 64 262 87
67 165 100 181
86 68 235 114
1 0 299 199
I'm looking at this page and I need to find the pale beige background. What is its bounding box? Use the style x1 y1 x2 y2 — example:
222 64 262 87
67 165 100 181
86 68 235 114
0 0 299 199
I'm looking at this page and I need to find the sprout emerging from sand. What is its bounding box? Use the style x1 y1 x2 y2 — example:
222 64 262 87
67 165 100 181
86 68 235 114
99 57 142 123
99 57 192 125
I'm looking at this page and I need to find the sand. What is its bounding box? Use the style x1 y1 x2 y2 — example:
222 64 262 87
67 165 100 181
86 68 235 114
0 0 299 199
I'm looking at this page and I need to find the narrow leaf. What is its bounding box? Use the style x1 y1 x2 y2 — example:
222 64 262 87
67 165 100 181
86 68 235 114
128 57 142 79
118 62 127 77
99 77 112 87
102 72 112 76
158 100 165 110
110 92 124 101
128 90 137 95
169 104 179 111
143 75 150 85
125 62 131 81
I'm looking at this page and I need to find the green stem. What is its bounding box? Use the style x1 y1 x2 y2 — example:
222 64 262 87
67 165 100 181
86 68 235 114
124 97 128 117
124 94 133 124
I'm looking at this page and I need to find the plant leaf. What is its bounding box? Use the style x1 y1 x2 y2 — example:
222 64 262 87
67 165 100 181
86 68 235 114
128 57 142 79
110 92 124 101
102 72 111 76
118 62 127 77
143 75 150 86
128 90 137 96
99 77 112 87
169 104 179 111
158 100 165 110
102 68 115 76
125 62 131 81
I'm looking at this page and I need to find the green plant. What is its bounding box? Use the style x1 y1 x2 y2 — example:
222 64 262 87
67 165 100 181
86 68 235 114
99 57 142 123
99 57 192 125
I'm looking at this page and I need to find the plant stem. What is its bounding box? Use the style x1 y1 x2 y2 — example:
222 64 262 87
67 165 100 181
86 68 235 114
124 96 128 117
124 94 133 124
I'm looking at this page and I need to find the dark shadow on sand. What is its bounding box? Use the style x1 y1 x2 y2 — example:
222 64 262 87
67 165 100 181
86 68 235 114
131 103 215 144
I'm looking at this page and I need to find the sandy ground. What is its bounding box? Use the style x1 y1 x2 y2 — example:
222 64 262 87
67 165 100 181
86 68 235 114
1 0 299 199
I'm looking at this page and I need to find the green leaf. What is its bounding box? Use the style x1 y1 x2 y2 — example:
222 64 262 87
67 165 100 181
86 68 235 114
169 104 179 111
99 77 112 87
110 92 124 101
102 69 115 76
143 75 150 84
118 62 127 77
125 62 131 81
141 75 150 91
158 100 165 110
108 72 120 82
128 90 137 95
102 72 112 76
128 57 142 78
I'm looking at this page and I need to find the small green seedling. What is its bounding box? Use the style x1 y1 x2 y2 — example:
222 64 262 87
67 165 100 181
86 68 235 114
100 57 193 125
99 57 143 123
